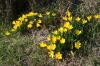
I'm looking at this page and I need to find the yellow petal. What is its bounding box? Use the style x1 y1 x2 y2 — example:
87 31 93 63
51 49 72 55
55 52 62 60
39 42 47 47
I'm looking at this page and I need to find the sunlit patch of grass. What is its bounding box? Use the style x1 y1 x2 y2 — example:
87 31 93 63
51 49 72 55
0 30 54 66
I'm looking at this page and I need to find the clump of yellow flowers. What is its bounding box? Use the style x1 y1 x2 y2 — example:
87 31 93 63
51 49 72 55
8 9 99 60
39 10 100 60
9 11 57 33
11 11 38 32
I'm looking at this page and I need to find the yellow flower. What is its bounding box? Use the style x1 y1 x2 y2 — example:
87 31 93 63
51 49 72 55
68 16 72 21
11 29 16 32
27 12 34 16
29 21 33 24
64 22 73 30
75 41 81 49
51 36 57 43
53 30 58 35
48 51 54 58
52 13 56 16
55 52 62 60
47 44 56 51
58 27 64 33
36 20 42 28
15 21 21 27
75 30 82 35
12 21 16 24
5 31 10 36
38 14 43 18
39 42 47 48
63 16 67 21
18 17 24 21
60 38 65 44
63 28 67 32
22 14 27 18
82 19 87 24
64 22 70 28
37 19 42 23
87 16 92 21
36 23 41 28
24 18 28 22
29 12 34 15
13 25 18 30
46 11 50 15
94 14 100 19
75 17 81 22
27 24 32 29
27 12 37 16
33 12 38 16
68 25 73 30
